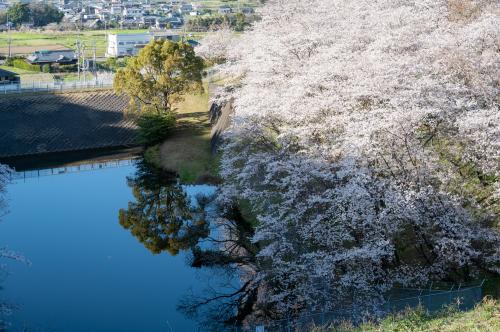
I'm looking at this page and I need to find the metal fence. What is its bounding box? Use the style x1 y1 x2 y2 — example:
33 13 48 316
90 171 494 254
0 80 113 94
240 283 484 332
10 158 138 181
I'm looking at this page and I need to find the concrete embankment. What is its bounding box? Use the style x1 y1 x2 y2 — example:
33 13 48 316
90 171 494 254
0 90 138 162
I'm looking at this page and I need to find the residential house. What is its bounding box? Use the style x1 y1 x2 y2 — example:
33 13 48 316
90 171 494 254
178 4 193 14
155 17 170 29
26 50 77 66
123 6 143 17
218 5 232 14
141 15 158 27
110 5 123 15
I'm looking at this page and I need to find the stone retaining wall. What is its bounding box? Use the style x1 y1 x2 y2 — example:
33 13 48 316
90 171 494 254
209 97 234 154
0 91 137 158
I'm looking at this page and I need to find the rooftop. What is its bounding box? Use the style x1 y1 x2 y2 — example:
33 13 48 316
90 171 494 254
26 50 77 64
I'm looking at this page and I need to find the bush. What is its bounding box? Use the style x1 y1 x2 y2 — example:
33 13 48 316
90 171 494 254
96 57 128 72
57 64 78 72
41 64 51 73
136 112 176 146
12 59 41 72
4 57 13 66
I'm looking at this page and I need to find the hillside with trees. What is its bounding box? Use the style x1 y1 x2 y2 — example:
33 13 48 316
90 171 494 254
196 0 500 325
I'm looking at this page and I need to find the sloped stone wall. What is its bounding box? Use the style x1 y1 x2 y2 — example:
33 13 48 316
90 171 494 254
0 91 137 158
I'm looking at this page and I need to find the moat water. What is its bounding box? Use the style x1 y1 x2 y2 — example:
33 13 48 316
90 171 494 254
0 159 218 331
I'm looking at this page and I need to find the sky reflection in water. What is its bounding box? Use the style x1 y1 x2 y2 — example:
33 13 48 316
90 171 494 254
0 161 215 332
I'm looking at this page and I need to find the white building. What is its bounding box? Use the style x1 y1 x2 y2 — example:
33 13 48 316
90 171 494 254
110 5 122 15
106 33 153 57
123 6 143 17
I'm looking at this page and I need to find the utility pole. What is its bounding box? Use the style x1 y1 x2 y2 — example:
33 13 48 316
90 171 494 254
82 44 87 84
6 12 11 59
76 39 81 80
93 39 97 83
80 0 84 30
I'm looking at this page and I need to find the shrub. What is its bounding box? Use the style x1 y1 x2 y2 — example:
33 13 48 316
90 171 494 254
4 57 14 66
12 59 41 72
136 112 176 146
57 64 78 72
41 64 51 73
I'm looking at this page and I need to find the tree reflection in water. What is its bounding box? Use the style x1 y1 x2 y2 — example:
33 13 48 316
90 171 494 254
119 159 262 331
119 159 210 256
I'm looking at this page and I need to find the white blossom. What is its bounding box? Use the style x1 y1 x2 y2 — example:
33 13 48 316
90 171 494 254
216 0 500 316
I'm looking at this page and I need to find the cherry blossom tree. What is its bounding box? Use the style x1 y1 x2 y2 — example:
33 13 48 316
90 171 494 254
195 25 235 65
214 0 500 320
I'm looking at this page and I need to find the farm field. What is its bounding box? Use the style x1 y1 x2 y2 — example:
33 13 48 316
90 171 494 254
0 29 210 57
0 29 148 57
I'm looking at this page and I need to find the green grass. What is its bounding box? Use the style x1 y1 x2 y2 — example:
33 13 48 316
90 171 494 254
313 298 500 332
0 64 37 74
0 65 96 82
143 84 220 184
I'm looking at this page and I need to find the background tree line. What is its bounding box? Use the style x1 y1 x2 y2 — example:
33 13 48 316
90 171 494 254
0 2 64 27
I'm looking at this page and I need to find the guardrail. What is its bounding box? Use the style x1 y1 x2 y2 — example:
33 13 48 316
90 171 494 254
0 80 113 94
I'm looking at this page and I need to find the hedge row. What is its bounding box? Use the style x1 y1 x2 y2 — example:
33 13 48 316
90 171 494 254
5 58 79 73
11 59 42 72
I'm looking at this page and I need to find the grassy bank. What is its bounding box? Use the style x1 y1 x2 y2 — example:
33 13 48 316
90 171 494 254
313 298 499 332
144 85 219 184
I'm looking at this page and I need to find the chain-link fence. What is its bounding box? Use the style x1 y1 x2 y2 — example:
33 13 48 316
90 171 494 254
240 282 484 332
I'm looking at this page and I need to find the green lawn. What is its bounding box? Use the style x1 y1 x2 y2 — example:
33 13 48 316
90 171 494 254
0 65 95 82
141 83 219 184
158 85 219 184
0 64 37 74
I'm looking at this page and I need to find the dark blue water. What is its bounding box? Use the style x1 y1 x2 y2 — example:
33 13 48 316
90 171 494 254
0 161 216 331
